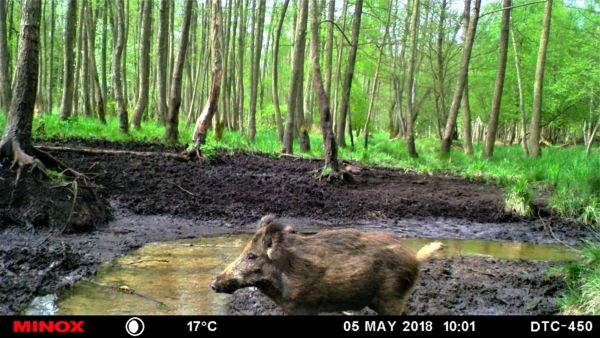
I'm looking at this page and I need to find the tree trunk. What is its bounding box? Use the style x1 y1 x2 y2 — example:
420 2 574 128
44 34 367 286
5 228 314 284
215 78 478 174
511 20 528 156
165 0 194 143
462 76 473 155
46 0 55 114
156 0 169 124
80 1 92 118
247 0 265 142
86 2 105 123
111 0 127 133
72 0 85 117
283 0 309 154
271 0 290 144
131 0 153 129
405 0 421 158
335 0 363 148
529 0 552 157
482 0 511 158
0 0 41 159
331 0 348 131
309 0 338 173
236 0 246 133
363 0 392 149
324 0 334 97
434 0 448 140
0 0 11 113
439 0 481 154
59 0 77 120
101 0 108 104
192 0 222 151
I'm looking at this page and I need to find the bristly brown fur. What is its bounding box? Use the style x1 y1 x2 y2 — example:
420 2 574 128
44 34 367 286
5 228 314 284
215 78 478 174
212 215 443 315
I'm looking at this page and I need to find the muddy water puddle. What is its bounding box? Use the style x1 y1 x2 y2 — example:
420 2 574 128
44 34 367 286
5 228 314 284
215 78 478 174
33 234 577 315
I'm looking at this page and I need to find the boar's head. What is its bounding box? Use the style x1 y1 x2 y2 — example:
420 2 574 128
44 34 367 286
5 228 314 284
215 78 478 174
210 215 292 294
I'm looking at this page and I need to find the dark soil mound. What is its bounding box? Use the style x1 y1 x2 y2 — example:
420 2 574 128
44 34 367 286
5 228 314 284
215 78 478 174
0 167 111 232
44 139 509 224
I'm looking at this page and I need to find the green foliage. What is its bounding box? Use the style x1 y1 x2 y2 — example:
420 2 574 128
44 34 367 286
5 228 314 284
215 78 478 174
29 114 192 143
505 177 532 217
553 244 600 315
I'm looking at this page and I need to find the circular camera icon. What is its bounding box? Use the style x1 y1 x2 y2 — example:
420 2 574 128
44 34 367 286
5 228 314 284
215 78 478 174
125 317 145 337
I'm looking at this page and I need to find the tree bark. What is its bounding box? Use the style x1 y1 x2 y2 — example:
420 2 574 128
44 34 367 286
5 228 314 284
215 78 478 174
405 0 421 158
324 0 334 97
131 0 153 129
511 20 528 156
59 0 77 120
482 0 511 158
46 0 55 114
439 0 481 154
0 0 11 113
271 0 290 144
86 2 105 123
80 1 92 118
156 0 169 124
72 0 85 117
459 0 473 155
309 0 338 173
331 0 348 131
236 0 247 133
247 0 265 142
335 0 363 148
165 0 194 143
0 0 41 159
101 0 108 104
462 77 473 155
192 0 222 151
529 0 552 157
283 0 309 154
363 0 392 149
112 0 127 133
433 0 448 140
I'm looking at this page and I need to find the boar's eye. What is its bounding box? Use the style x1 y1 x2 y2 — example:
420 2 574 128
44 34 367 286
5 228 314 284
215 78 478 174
246 252 258 260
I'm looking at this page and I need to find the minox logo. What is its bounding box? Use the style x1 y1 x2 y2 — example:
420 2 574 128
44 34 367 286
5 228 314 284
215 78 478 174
13 320 85 333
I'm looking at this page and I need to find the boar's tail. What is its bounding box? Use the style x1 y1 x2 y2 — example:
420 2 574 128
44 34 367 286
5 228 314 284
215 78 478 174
415 242 444 262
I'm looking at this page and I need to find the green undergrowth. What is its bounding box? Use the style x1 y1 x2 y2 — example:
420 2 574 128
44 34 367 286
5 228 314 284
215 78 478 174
553 243 600 315
1 113 599 227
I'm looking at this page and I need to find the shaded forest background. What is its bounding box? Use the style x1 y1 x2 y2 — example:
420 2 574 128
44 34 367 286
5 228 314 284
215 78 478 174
0 0 598 155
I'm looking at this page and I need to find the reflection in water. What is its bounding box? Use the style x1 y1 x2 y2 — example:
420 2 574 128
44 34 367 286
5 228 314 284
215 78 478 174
50 234 577 315
57 234 252 315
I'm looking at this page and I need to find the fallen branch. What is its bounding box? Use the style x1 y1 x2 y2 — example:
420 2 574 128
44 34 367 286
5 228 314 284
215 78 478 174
84 279 169 307
124 259 170 265
37 145 188 160
176 184 201 198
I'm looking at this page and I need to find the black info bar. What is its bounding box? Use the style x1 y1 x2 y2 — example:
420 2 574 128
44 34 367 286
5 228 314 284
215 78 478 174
1 316 598 337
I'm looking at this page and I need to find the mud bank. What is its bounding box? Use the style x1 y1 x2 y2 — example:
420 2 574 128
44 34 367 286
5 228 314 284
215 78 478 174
0 140 592 314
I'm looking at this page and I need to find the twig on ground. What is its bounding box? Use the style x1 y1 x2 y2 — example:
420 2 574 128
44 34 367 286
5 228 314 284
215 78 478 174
84 279 169 307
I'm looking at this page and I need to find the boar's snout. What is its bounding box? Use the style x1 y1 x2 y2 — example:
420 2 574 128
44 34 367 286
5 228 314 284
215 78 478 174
209 274 240 294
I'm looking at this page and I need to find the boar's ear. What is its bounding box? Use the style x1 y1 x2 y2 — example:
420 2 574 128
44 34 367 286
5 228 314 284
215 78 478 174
258 214 277 229
262 221 293 260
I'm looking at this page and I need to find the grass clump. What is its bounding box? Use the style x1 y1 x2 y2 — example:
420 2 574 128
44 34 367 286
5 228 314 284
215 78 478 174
554 243 600 315
505 177 533 217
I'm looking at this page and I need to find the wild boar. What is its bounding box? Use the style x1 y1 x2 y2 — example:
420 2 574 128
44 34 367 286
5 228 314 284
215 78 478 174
210 215 443 315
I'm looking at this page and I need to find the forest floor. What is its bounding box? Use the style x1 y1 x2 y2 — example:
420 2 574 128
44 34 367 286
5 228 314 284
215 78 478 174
0 139 595 315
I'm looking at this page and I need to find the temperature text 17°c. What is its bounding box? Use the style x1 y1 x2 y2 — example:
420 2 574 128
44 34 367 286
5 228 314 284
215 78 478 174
187 320 217 332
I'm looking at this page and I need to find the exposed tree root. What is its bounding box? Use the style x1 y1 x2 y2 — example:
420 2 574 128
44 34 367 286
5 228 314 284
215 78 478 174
37 145 189 160
312 165 354 182
1 138 111 232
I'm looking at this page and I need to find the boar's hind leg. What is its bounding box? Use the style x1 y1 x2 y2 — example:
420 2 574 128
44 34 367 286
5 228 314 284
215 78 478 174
370 297 408 316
